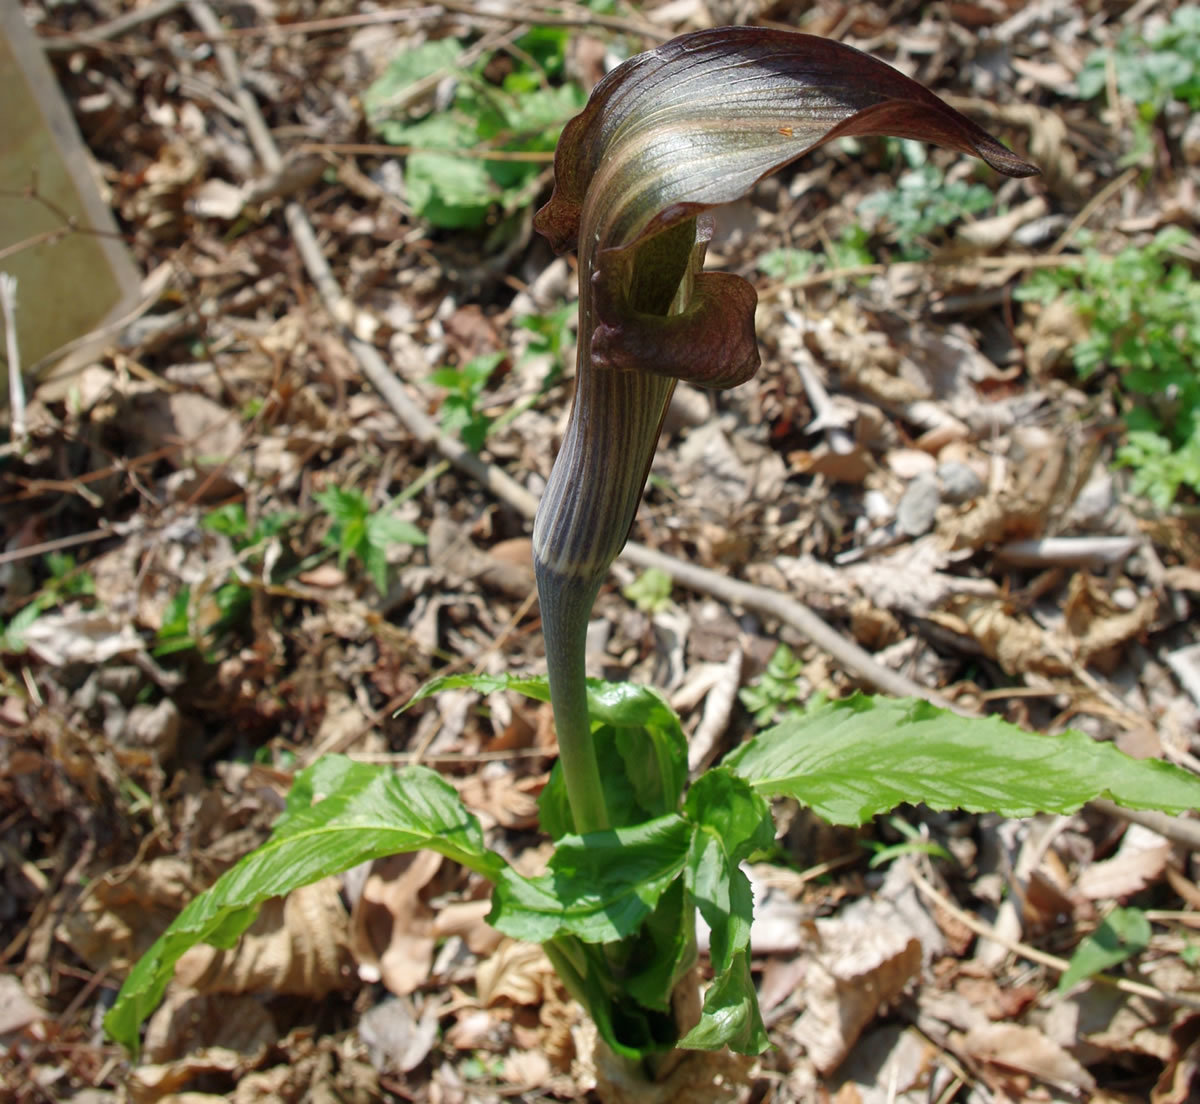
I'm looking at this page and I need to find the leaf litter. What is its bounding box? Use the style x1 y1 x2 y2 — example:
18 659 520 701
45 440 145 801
3 0 1200 1101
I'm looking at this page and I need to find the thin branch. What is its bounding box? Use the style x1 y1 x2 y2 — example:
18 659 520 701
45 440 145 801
174 2 671 45
0 274 25 444
38 0 184 51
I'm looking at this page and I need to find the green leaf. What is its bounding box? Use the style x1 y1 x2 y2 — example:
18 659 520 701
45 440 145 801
363 39 462 126
622 567 674 613
683 771 773 976
407 151 495 229
615 878 696 1012
105 756 505 1053
404 671 553 710
1058 907 1152 993
678 952 767 1055
489 815 691 943
725 694 1200 825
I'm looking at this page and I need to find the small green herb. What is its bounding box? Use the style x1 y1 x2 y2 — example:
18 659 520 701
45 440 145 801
757 247 820 281
865 815 953 869
312 486 427 592
1016 227 1200 506
622 567 674 613
859 162 995 257
430 351 506 451
1078 7 1200 116
153 587 196 657
364 29 585 230
738 643 805 725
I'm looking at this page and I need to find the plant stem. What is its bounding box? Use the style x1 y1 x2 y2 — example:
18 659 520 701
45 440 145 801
533 221 702 835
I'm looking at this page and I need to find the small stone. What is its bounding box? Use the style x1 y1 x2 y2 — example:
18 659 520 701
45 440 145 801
897 472 941 537
937 461 985 504
863 490 895 523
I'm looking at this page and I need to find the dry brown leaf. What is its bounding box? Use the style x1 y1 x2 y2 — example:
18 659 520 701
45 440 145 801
1077 823 1171 901
128 1047 250 1104
961 1022 1096 1094
956 597 1069 677
457 769 542 830
175 877 352 998
1063 572 1158 667
349 850 441 996
477 939 555 1008
143 990 278 1064
792 915 922 1073
358 995 443 1074
432 897 504 957
58 857 200 973
0 974 46 1036
1152 1016 1200 1103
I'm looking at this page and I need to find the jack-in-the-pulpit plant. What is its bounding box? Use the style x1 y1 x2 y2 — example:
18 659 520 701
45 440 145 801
106 27 1200 1084
529 26 1037 836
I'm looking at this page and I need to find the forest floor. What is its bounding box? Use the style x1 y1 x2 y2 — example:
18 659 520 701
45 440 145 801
3 1 1200 1101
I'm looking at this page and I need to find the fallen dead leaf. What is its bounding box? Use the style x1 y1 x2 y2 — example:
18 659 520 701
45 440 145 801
477 939 554 1008
143 990 278 1064
349 850 441 996
961 1021 1096 1094
358 994 443 1074
175 877 353 997
1077 823 1171 901
792 911 922 1074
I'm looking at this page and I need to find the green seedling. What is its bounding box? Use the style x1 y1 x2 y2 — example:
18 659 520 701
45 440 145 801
0 552 96 653
865 814 953 869
622 567 675 614
516 299 576 384
1017 227 1200 506
106 26 1200 1085
312 485 427 593
364 27 585 230
430 351 505 451
738 643 806 726
758 226 874 283
859 161 996 257
1078 7 1200 117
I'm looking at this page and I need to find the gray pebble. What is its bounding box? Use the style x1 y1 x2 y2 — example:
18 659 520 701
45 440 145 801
898 472 942 537
937 461 985 504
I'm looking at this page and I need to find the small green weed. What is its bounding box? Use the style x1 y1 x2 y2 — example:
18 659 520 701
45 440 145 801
430 351 505 451
738 643 806 725
364 27 585 230
622 567 674 614
312 486 427 592
859 162 995 257
1016 227 1200 506
865 815 953 869
515 300 575 383
0 553 96 653
757 226 875 283
1078 7 1200 116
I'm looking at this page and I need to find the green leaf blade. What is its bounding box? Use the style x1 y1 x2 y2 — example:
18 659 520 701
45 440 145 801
725 694 1200 825
678 952 767 1055
105 758 505 1053
489 815 692 943
1058 907 1152 993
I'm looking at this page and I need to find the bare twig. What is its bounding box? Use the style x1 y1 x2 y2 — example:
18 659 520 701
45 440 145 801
38 0 184 51
1 274 25 443
175 2 669 45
